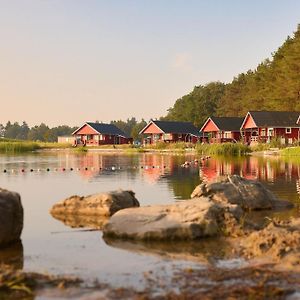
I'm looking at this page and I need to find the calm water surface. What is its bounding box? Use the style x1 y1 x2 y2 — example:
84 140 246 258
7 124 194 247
0 152 300 288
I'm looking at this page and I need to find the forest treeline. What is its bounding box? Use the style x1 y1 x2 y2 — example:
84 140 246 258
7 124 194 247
164 24 300 127
0 118 147 142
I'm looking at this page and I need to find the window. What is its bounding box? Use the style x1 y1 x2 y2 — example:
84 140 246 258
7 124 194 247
261 129 266 136
164 133 172 140
224 131 231 138
286 127 292 134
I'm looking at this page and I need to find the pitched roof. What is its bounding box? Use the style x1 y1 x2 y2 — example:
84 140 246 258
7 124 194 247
141 120 203 136
73 122 129 138
245 111 300 128
208 117 244 131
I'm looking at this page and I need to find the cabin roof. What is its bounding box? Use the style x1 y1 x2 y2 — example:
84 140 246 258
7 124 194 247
73 122 129 138
244 111 300 128
207 117 244 131
140 120 204 136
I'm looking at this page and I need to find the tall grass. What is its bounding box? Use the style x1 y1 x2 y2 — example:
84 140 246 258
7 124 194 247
0 141 40 153
144 141 193 151
195 143 251 156
37 142 72 149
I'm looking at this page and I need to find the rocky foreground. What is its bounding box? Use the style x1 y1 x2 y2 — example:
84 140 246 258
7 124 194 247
2 176 300 298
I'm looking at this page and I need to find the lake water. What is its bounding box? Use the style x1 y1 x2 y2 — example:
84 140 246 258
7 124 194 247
1 151 300 289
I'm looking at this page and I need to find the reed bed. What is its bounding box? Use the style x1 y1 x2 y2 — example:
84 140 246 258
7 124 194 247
195 143 251 156
0 141 40 153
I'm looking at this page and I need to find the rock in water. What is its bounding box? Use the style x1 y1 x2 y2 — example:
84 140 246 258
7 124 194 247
238 219 300 268
50 190 139 217
103 197 243 240
191 175 293 211
0 188 23 247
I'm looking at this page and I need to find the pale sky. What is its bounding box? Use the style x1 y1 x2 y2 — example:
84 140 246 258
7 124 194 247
0 0 300 127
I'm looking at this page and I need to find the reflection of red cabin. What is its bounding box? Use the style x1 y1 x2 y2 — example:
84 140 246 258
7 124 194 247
72 122 132 146
200 117 243 143
240 111 300 145
139 120 204 144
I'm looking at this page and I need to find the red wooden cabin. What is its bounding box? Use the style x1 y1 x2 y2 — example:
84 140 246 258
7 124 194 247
139 120 204 144
72 122 132 146
200 117 243 143
241 111 300 145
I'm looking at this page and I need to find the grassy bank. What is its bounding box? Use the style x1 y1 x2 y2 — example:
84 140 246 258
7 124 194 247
280 147 300 156
0 139 72 153
196 143 251 156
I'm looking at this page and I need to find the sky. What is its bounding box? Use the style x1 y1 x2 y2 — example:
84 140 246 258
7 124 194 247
0 0 300 127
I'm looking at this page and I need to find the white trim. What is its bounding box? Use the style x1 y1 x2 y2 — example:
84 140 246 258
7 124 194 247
240 112 258 130
286 127 292 134
72 122 101 135
139 120 165 134
200 117 220 132
297 115 300 124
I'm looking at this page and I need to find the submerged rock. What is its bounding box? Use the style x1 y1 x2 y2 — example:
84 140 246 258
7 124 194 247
0 188 23 247
103 197 243 240
191 175 293 211
50 190 139 217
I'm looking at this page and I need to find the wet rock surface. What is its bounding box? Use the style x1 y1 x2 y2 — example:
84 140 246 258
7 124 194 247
191 175 293 211
50 189 140 217
103 175 294 241
0 188 23 247
103 197 243 240
239 218 300 269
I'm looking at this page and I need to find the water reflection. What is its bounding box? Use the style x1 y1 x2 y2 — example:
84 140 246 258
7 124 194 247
50 213 108 230
1 152 300 282
199 156 300 205
103 236 234 265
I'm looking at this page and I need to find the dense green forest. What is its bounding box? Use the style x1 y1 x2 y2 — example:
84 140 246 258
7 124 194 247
0 118 147 142
164 24 300 127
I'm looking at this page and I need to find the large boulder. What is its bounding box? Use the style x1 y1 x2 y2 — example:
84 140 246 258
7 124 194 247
103 197 243 240
0 188 23 247
191 175 293 211
50 190 139 218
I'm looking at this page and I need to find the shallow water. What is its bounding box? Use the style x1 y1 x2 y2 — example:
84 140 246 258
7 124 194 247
0 152 300 288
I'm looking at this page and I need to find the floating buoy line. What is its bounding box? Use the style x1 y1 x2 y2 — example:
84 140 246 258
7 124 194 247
1 165 169 174
0 157 210 174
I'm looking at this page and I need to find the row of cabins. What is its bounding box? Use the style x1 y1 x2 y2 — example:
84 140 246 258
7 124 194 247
201 111 300 145
62 111 300 146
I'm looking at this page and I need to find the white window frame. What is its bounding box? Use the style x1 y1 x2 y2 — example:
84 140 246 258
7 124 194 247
286 127 292 134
